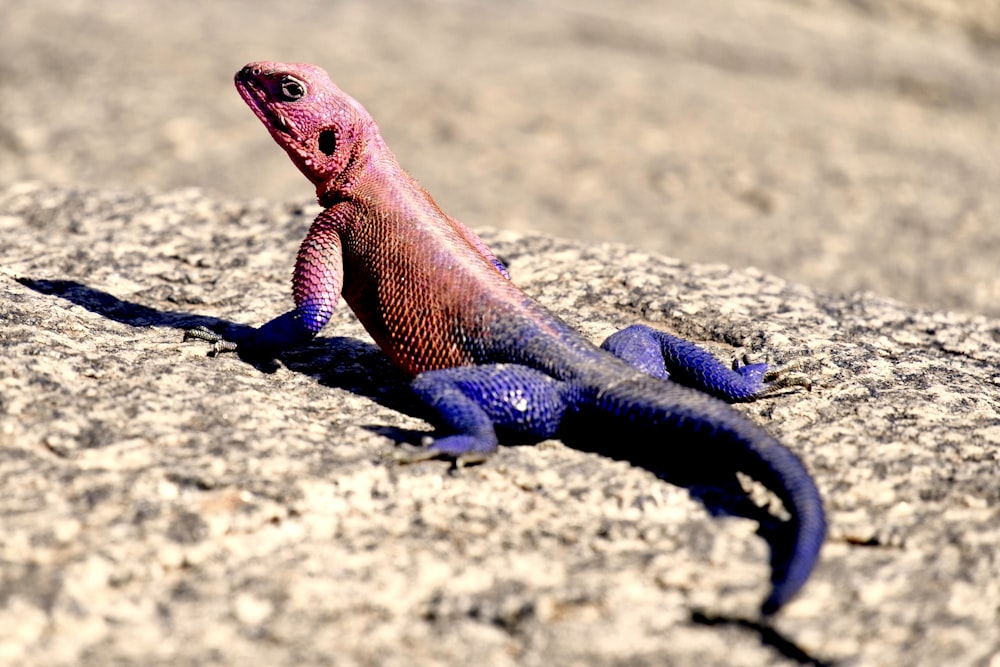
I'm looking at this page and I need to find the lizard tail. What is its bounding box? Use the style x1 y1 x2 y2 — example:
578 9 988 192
735 428 826 616
580 380 826 616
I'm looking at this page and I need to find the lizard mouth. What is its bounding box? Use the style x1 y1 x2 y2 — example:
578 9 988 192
235 69 296 138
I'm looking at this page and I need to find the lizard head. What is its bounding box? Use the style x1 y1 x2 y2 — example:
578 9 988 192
235 62 377 196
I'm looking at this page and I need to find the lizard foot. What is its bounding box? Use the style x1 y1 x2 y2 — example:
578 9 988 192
735 355 812 395
184 326 239 355
389 437 492 468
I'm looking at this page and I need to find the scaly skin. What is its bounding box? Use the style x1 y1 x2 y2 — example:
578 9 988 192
189 61 826 616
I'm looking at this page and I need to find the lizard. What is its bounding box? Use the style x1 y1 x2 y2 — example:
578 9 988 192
186 61 825 616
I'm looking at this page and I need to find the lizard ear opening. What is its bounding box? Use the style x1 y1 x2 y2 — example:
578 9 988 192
318 130 337 156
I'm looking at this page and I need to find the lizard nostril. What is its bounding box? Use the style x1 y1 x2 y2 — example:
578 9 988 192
237 65 262 83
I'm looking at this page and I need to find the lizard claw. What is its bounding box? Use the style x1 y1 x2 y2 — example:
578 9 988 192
183 326 239 355
734 354 812 394
387 442 446 465
387 437 492 468
763 366 813 393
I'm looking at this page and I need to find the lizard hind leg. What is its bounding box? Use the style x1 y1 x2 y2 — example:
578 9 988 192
601 324 773 402
408 364 568 466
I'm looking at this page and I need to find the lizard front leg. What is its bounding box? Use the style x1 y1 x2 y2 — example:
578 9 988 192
406 364 568 466
600 324 808 402
187 214 345 358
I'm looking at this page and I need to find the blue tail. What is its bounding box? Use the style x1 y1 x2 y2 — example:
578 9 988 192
576 378 826 615
749 437 826 615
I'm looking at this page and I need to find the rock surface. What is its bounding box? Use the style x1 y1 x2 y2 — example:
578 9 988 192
2 181 998 665
2 0 1000 664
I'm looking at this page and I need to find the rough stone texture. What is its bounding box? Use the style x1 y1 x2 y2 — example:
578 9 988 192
2 181 998 665
2 0 1000 316
3 1 1000 664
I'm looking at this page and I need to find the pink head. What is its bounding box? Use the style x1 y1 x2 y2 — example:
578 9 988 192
235 62 377 195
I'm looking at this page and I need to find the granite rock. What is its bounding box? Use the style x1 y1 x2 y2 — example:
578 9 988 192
1 182 997 666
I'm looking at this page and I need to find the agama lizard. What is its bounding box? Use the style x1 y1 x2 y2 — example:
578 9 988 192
187 62 825 616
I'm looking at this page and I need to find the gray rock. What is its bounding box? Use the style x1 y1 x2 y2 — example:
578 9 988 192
1 182 997 666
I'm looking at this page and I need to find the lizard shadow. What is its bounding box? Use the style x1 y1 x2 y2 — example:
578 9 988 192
691 611 836 667
16 276 411 404
20 277 829 666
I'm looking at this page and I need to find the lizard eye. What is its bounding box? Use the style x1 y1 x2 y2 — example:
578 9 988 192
318 129 337 155
279 76 306 102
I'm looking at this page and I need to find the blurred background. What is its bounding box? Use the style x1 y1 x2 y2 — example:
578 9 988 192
3 0 999 315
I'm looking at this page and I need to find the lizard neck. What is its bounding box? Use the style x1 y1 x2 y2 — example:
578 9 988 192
315 140 367 207
315 128 404 209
